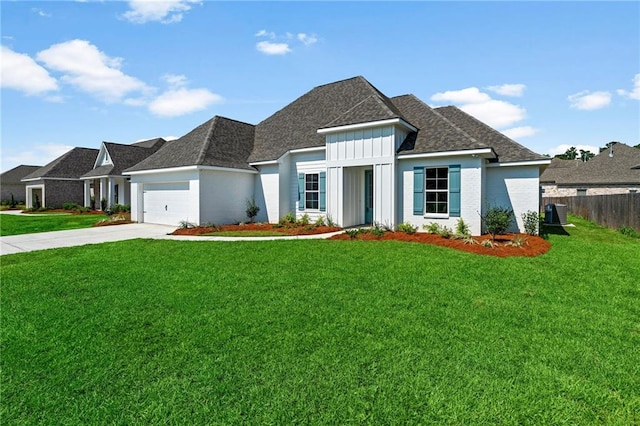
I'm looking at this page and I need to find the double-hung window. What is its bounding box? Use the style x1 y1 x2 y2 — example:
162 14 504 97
425 167 449 214
305 173 319 210
413 165 460 217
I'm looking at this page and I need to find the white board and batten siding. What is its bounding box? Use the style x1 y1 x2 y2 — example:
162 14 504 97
397 156 484 236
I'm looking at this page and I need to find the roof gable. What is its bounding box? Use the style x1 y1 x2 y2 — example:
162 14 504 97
22 148 99 180
250 76 402 163
125 116 255 172
82 139 167 178
1 165 42 184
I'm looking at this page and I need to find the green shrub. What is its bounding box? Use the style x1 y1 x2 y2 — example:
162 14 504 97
345 228 361 239
63 202 80 210
455 218 471 238
282 212 296 224
521 210 540 236
481 204 514 241
100 197 107 211
178 220 196 229
245 198 260 222
370 223 386 238
618 226 640 238
325 215 336 227
423 222 441 234
314 216 325 227
506 236 528 247
436 225 453 239
298 213 310 226
397 222 417 234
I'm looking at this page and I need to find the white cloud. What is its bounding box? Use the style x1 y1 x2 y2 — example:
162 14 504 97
255 29 275 39
617 73 640 100
1 45 59 95
31 8 52 18
568 90 611 110
297 33 318 46
148 88 223 117
1 143 74 173
548 144 600 157
431 87 491 104
431 87 526 128
36 39 149 103
256 41 291 55
162 73 188 88
122 0 201 24
486 83 526 97
501 126 538 140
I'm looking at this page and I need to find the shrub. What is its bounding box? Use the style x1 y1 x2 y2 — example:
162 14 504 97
423 222 441 234
481 205 514 241
370 222 386 238
618 226 640 239
506 236 528 247
63 202 79 210
314 216 325 227
436 225 453 239
481 239 497 248
282 212 296 224
455 218 471 238
245 198 260 222
462 236 478 245
521 210 540 236
397 222 417 234
100 197 107 211
345 228 361 239
298 213 310 226
33 193 41 209
325 215 336 227
178 220 196 229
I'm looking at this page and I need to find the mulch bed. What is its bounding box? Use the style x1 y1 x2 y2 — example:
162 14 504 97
172 223 343 236
329 232 551 257
172 223 550 257
22 209 105 215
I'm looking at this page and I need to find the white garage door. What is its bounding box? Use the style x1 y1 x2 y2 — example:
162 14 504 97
143 182 190 226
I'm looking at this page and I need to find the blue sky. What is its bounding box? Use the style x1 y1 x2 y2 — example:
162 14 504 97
1 1 639 172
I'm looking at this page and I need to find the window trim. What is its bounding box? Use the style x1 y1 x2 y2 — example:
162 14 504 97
305 173 319 210
424 166 449 217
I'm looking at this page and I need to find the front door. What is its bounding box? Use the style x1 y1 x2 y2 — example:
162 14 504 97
364 169 373 224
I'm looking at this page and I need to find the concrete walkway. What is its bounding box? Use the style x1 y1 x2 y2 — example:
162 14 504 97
0 219 345 256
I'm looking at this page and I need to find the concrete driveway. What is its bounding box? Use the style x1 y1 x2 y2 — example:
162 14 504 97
1 223 176 256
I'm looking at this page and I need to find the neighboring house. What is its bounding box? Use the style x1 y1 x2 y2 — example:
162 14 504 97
80 138 166 209
126 76 549 235
21 148 99 209
1 165 41 203
541 143 640 197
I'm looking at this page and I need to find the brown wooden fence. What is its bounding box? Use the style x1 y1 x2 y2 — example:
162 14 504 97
542 193 640 231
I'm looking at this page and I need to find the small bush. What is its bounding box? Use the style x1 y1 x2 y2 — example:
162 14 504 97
462 236 478 245
370 223 386 238
481 239 497 248
481 204 514 241
521 210 540 236
618 226 640 239
100 197 107 212
63 202 80 210
282 212 296 224
397 222 417 234
298 213 310 226
423 222 441 234
314 216 325 227
345 229 361 239
245 198 260 222
178 220 196 229
436 226 453 239
506 236 528 247
325 215 336 227
455 218 471 238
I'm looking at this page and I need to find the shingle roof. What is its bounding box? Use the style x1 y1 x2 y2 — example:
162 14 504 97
541 143 640 185
434 106 547 163
22 147 99 180
1 165 42 184
250 76 402 163
390 95 490 154
125 116 255 172
81 139 167 178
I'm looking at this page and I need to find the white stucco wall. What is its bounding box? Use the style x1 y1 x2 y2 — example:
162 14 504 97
290 152 326 222
254 164 279 223
398 156 484 235
485 164 541 233
199 169 255 225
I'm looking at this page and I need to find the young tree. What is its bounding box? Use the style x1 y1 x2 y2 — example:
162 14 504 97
554 146 578 160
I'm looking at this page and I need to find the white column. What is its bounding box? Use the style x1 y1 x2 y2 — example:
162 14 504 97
99 178 107 210
108 178 116 207
84 180 91 208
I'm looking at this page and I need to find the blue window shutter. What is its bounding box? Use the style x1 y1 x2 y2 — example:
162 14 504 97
319 172 326 212
449 165 461 217
298 173 305 211
413 167 424 215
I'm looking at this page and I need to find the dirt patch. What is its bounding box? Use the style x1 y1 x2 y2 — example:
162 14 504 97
172 223 343 236
329 232 551 257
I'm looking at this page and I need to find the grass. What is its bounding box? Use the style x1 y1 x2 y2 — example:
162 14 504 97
0 213 107 236
1 216 639 423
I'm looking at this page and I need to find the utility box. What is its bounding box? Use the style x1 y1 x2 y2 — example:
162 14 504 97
545 203 567 225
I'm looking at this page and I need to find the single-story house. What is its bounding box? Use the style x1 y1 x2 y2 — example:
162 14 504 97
541 142 640 197
1 165 41 203
21 147 98 209
80 138 166 209
126 76 550 235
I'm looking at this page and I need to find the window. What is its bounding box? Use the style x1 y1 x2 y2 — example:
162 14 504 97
577 188 587 196
425 167 449 214
305 173 319 209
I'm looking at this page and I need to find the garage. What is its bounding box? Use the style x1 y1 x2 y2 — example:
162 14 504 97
142 182 191 226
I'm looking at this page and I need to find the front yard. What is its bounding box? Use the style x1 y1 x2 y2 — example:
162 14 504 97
0 212 107 236
1 217 638 423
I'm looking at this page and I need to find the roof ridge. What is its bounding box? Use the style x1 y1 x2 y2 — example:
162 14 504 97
196 116 219 165
313 75 365 90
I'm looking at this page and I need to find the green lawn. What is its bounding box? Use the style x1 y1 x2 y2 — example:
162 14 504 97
0 213 107 236
1 217 639 424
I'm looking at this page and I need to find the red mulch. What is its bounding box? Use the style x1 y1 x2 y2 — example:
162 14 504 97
171 223 343 236
22 209 105 215
329 232 550 257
